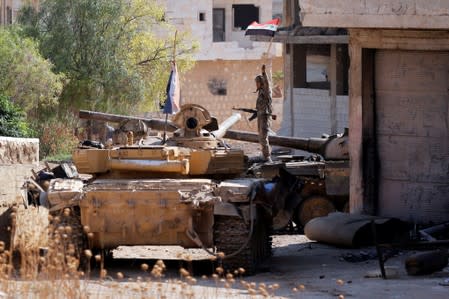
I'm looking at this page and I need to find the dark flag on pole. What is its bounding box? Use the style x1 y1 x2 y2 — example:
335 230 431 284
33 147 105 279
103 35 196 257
245 18 280 37
163 61 180 114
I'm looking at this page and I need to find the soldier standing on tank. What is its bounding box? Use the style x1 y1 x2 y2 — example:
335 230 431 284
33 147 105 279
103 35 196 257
255 64 273 162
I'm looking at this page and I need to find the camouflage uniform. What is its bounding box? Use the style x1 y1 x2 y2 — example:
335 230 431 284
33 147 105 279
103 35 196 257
255 67 272 161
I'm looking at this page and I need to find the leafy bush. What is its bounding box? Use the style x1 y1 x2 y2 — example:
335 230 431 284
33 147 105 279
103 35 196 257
0 27 64 116
0 94 31 137
19 0 197 114
33 112 79 159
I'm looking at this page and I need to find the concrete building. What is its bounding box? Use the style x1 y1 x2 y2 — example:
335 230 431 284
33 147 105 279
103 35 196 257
0 0 38 25
299 0 449 224
272 1 349 141
161 0 283 131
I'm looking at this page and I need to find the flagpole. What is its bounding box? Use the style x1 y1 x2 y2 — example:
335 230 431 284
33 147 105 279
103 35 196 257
162 113 169 143
163 31 178 144
265 37 274 97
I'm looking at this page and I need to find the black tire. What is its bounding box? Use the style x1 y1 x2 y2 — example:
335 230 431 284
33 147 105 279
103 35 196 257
295 195 336 227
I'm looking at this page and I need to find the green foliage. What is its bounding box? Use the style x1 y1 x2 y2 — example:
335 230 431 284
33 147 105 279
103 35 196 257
0 94 31 137
0 27 64 116
272 71 284 85
32 112 79 159
20 0 197 114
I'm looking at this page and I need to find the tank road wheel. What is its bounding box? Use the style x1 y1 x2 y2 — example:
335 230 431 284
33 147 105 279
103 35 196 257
213 212 271 275
296 196 336 227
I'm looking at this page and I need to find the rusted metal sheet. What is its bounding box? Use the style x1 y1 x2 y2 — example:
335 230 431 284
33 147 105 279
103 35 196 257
375 50 449 224
79 179 216 249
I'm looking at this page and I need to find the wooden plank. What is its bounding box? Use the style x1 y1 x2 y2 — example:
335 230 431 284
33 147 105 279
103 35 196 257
350 29 449 51
348 39 363 214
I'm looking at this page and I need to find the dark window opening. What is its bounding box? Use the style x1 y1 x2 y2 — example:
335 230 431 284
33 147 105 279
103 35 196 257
213 8 225 42
233 4 259 30
199 12 205 22
6 6 12 24
292 44 348 95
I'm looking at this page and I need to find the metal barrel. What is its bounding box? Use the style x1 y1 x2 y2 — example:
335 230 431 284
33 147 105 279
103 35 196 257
223 130 327 156
211 113 242 139
79 110 178 132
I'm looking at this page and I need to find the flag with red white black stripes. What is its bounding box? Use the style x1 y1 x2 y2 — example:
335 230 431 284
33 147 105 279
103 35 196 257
245 18 280 37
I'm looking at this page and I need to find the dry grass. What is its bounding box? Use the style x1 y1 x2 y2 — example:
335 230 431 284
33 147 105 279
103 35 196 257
0 205 292 298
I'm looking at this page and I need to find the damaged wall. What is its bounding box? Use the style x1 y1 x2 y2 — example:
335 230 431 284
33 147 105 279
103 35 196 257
0 137 39 206
299 0 449 29
181 58 284 132
349 29 449 224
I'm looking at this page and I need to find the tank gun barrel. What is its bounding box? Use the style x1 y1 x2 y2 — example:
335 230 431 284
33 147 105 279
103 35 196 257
211 113 242 139
224 130 325 154
79 110 178 132
223 129 349 160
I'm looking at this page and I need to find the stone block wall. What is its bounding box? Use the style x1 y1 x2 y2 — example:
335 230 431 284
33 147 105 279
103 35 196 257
0 137 39 207
180 58 284 132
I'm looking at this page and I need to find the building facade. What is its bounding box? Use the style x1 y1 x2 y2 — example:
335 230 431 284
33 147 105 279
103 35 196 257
299 0 449 224
274 1 349 142
0 0 38 25
162 0 283 131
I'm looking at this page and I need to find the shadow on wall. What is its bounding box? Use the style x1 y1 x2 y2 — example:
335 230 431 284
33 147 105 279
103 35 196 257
207 78 227 96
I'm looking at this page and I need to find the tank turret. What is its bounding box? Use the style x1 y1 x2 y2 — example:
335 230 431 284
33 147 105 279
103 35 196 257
73 104 245 177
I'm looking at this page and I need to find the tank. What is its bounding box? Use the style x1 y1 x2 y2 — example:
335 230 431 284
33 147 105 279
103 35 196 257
223 128 350 229
45 104 294 274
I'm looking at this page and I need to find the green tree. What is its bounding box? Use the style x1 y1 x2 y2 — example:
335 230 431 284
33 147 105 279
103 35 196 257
0 94 30 137
20 0 197 114
0 27 64 117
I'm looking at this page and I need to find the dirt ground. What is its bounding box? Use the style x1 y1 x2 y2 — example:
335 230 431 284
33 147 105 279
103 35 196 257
72 235 448 299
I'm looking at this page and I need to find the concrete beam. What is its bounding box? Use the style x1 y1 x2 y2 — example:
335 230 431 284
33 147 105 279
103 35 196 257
299 0 449 29
251 34 349 44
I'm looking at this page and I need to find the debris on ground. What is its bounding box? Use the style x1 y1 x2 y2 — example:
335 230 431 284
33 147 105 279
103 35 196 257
405 250 449 275
341 248 400 263
364 266 399 279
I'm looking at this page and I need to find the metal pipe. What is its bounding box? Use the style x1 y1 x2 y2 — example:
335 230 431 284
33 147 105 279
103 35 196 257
211 113 242 139
79 110 178 132
108 159 189 175
223 129 327 155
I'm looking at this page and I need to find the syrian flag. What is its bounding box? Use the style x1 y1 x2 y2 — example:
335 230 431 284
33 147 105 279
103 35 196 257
163 61 180 114
245 18 280 37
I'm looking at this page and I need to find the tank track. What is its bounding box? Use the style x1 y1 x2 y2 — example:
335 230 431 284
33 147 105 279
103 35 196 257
213 211 272 275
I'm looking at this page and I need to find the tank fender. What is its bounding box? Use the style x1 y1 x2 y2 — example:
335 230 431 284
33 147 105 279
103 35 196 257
213 201 241 217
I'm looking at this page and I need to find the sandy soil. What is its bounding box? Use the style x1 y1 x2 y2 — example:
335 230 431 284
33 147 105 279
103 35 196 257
4 215 449 298
82 235 449 299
